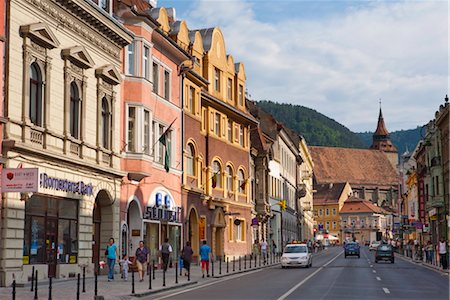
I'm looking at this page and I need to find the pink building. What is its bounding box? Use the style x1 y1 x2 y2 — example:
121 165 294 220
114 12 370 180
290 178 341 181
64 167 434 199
116 2 189 263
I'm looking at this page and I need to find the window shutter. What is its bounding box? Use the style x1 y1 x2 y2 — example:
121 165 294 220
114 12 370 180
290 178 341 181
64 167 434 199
221 115 226 138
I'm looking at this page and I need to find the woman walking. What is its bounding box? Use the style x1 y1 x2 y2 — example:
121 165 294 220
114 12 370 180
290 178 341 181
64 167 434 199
106 238 118 282
181 241 194 276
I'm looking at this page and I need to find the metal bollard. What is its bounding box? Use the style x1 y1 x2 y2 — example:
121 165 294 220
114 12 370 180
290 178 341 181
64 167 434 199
152 260 156 280
76 274 79 300
188 267 190 281
211 259 214 277
148 264 152 290
163 270 166 287
239 256 241 271
31 266 35 292
175 261 178 284
131 270 135 294
34 270 38 300
94 272 98 297
219 257 222 275
254 254 257 268
82 267 86 293
259 254 261 267
232 256 235 272
12 279 16 300
244 255 247 269
227 257 229 273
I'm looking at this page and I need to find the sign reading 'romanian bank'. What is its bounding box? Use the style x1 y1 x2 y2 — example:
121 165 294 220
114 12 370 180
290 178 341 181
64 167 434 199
40 173 94 196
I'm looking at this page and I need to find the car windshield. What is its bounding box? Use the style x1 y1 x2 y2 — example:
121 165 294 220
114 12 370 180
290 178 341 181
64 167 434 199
346 242 358 246
284 245 308 253
379 245 392 251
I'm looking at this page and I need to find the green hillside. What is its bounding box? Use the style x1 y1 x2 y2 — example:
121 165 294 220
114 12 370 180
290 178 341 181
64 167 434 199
256 100 422 154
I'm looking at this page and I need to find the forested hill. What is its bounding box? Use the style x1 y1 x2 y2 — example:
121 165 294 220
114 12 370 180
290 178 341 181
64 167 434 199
256 100 365 148
256 100 421 154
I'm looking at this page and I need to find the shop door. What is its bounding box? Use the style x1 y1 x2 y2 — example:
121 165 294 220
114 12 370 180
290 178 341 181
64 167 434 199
92 201 101 273
46 219 58 278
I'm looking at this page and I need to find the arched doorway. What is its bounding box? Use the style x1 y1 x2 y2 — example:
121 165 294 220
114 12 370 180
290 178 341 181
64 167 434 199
127 199 142 257
212 208 225 259
188 208 199 259
92 190 114 274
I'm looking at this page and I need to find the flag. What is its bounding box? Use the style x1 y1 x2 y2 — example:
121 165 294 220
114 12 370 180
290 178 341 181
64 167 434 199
239 179 246 191
211 172 218 188
277 200 287 211
158 119 176 172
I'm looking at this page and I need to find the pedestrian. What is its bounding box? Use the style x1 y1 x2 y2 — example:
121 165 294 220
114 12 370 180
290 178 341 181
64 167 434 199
260 239 268 263
427 241 435 265
159 238 173 272
252 240 260 259
181 241 193 276
135 240 149 282
120 254 132 281
106 238 118 282
199 240 211 278
271 240 277 255
438 237 448 270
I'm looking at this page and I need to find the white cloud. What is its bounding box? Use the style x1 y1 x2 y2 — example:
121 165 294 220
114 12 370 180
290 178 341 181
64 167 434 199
179 0 448 132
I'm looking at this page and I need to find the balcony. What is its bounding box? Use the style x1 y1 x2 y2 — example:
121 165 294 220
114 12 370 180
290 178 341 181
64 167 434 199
426 196 444 210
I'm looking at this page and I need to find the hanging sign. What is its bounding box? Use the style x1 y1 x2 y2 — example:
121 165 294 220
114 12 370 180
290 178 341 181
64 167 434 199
1 168 38 192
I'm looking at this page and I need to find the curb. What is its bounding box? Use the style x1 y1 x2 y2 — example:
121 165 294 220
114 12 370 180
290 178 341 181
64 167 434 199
397 255 449 275
211 263 281 279
97 281 199 298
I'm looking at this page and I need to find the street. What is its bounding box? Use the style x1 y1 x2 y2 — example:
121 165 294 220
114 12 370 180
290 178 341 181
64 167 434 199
148 246 449 300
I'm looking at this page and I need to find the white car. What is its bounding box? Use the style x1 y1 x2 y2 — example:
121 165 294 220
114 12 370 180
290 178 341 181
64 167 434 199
281 243 312 268
369 241 381 251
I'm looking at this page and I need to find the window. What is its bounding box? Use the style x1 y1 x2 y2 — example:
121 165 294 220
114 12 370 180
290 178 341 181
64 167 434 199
214 67 220 92
332 221 337 229
215 113 221 136
238 84 244 106
326 208 329 216
239 125 244 146
158 124 165 164
228 120 233 143
235 220 245 241
127 43 135 75
226 165 233 193
127 106 136 152
101 97 111 149
332 208 336 216
186 143 195 176
29 62 43 126
144 110 150 154
189 87 195 114
98 0 110 13
319 209 323 216
326 221 330 230
151 121 156 158
143 46 150 79
238 169 245 194
23 196 78 265
227 78 232 100
152 62 159 94
69 82 80 139
212 160 222 189
164 70 170 100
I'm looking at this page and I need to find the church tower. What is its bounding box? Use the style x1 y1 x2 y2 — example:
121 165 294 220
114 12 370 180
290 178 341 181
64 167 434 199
370 106 398 168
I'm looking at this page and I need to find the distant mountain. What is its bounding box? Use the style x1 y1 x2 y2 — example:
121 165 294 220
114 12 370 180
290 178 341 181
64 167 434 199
255 100 422 154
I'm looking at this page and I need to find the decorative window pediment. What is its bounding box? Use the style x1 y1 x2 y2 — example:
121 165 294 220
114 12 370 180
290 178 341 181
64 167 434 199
20 22 60 49
95 65 121 85
61 46 94 69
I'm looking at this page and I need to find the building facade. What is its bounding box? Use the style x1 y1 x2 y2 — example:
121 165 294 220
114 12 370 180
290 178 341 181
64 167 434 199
298 138 314 241
0 0 132 286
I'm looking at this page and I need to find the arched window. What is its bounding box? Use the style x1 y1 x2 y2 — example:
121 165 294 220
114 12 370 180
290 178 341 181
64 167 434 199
101 97 111 149
70 81 80 139
226 165 233 193
212 160 222 189
29 62 43 126
186 143 195 176
238 169 245 194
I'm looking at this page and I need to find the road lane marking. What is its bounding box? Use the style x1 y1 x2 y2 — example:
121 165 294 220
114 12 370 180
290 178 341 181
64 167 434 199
383 287 390 294
373 270 376 273
376 276 381 281
276 250 343 300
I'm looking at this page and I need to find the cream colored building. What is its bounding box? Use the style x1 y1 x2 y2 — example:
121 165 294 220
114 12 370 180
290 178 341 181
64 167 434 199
299 138 314 241
0 0 132 286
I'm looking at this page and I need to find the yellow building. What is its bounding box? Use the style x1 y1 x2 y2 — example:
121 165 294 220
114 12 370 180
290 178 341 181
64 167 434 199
313 182 352 242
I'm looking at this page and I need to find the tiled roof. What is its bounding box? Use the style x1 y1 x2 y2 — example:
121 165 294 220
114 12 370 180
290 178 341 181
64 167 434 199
313 182 347 204
116 0 152 12
310 146 398 187
340 196 388 214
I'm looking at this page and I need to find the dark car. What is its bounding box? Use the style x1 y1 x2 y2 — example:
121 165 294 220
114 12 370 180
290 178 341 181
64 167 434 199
375 244 394 263
344 242 360 258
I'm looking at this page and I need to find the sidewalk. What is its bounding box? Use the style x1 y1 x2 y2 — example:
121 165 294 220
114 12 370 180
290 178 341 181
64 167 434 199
397 251 449 275
1 257 281 300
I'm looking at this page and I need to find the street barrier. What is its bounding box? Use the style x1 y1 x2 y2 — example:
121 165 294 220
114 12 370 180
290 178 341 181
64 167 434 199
244 255 247 269
152 260 156 280
227 257 229 273
219 256 222 275
211 259 214 277
175 261 178 284
34 270 38 300
94 272 98 297
148 264 152 289
31 266 35 292
163 270 166 287
82 267 86 293
12 278 16 300
131 270 135 294
232 256 235 272
76 274 80 300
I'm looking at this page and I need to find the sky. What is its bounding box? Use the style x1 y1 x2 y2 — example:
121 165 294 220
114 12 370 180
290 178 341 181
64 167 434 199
158 0 449 132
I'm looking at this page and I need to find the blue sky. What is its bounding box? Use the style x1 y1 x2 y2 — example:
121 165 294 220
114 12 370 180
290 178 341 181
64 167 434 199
158 0 449 132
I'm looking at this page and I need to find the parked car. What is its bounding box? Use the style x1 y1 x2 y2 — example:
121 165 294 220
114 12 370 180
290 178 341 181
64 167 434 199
281 243 312 268
344 242 360 258
369 241 381 251
375 244 394 263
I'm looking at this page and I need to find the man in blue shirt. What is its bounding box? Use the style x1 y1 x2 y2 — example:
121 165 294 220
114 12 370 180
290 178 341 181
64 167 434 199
199 240 211 278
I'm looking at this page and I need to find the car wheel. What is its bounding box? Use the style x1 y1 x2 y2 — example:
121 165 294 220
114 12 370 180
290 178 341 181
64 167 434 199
344 254 347 258
391 259 394 264
358 255 360 258
375 259 378 263
282 266 286 269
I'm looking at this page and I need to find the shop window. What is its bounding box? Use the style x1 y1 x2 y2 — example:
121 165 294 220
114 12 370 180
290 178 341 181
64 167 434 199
226 165 234 193
24 196 79 265
235 220 245 241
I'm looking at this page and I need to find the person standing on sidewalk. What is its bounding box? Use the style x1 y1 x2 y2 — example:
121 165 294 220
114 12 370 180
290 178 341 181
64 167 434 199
272 240 277 256
106 238 119 282
159 238 173 272
120 254 132 281
181 241 194 276
260 239 268 263
135 241 149 282
199 240 211 278
438 237 448 270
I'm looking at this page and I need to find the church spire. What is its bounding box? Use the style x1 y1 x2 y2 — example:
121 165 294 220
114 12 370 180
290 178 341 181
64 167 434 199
370 101 397 153
374 105 389 137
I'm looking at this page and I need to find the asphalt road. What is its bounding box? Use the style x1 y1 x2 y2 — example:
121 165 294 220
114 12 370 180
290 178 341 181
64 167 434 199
147 246 449 300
